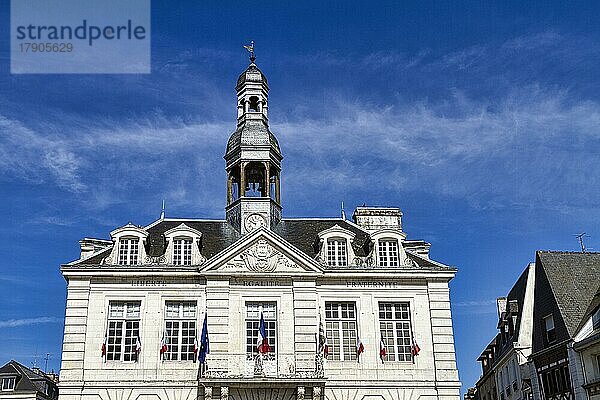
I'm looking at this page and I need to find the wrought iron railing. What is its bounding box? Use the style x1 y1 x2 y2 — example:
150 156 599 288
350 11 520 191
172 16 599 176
199 352 325 380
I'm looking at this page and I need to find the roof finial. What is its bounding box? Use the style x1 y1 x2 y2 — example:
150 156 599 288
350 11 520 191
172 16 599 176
160 199 165 220
341 201 346 220
243 40 256 63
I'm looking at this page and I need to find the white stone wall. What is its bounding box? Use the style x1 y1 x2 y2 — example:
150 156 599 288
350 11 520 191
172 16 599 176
59 271 460 400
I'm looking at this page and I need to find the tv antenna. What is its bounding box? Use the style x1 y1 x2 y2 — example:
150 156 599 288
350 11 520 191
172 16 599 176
575 233 588 253
44 353 51 373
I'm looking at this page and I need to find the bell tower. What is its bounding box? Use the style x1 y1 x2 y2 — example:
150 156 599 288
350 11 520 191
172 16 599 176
225 43 283 234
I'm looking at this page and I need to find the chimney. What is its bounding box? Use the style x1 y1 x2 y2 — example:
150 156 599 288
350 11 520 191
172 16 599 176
79 238 112 260
497 297 507 320
352 207 402 233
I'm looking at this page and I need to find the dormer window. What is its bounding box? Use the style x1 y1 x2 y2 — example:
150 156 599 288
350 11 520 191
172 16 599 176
378 239 399 266
327 238 348 267
164 224 203 266
544 314 556 344
1 377 15 391
118 237 139 265
173 238 193 266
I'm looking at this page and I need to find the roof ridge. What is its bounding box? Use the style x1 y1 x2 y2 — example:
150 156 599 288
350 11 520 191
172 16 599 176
537 250 600 254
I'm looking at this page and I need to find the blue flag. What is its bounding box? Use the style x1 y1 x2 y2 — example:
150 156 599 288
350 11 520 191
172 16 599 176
199 313 209 364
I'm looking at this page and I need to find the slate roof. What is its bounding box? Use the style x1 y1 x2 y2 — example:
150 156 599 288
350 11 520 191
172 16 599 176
236 63 268 89
537 251 600 337
0 360 58 399
272 219 371 257
493 266 530 361
70 217 454 271
225 120 281 158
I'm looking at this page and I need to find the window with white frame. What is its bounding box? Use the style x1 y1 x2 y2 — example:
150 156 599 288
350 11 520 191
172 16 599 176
105 301 140 362
379 302 413 361
326 238 348 266
173 238 193 266
325 302 358 361
118 237 139 265
164 301 197 361
1 377 15 391
378 239 399 267
245 303 276 360
544 314 556 344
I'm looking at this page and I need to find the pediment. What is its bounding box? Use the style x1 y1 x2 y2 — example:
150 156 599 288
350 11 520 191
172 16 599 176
201 228 323 275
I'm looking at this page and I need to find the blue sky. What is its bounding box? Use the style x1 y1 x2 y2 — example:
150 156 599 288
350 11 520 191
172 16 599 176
1 0 599 392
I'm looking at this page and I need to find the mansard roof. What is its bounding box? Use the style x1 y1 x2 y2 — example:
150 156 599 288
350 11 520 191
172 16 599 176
0 360 58 399
69 217 454 272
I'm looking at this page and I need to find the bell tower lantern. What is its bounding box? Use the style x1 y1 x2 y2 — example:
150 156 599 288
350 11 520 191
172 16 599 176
225 43 283 234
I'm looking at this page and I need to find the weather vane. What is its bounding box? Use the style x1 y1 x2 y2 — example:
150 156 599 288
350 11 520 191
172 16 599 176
243 40 256 63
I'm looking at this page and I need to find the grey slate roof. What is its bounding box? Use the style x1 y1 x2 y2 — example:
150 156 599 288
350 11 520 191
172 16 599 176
147 220 241 259
537 251 600 337
494 266 530 361
236 63 268 89
225 120 281 158
70 218 453 272
272 219 372 257
0 360 58 399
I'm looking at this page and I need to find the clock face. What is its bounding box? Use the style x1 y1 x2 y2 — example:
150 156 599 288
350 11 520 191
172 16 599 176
245 213 266 232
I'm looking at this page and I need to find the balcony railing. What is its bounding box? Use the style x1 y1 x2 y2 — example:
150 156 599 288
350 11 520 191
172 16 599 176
200 352 325 380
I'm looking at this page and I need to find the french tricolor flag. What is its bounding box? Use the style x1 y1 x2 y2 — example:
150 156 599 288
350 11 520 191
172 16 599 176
257 312 271 354
356 337 364 362
380 336 387 363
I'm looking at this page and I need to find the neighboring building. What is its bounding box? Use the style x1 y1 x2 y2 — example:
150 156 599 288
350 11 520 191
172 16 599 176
573 293 600 400
529 251 600 400
474 251 600 400
475 263 536 400
464 387 477 400
476 334 499 400
0 360 59 400
58 53 462 400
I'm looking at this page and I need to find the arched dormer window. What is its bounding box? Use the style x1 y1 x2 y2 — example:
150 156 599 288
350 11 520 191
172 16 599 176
371 229 407 268
118 237 140 265
318 224 356 267
327 237 348 267
164 223 203 266
172 237 193 266
109 223 149 266
378 239 400 266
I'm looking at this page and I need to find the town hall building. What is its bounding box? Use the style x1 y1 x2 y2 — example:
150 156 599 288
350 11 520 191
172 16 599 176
58 50 461 400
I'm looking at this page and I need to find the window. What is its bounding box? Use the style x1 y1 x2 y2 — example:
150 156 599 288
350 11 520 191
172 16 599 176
105 301 140 362
544 314 556 344
327 238 348 267
246 303 277 360
378 239 399 266
118 238 139 265
379 302 413 361
164 301 197 361
592 307 600 330
325 302 358 361
540 364 571 398
1 377 15 391
173 238 193 266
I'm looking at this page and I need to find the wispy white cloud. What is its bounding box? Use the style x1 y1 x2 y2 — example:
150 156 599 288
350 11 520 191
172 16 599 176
454 300 497 307
0 32 598 219
0 317 62 328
